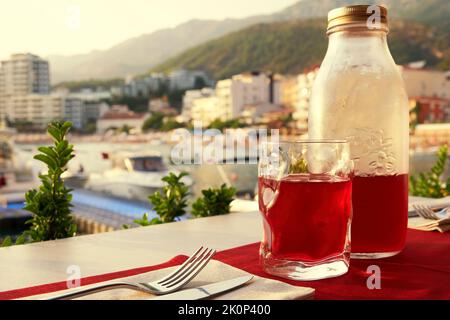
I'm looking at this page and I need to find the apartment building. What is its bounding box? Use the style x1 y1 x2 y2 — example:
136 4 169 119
168 69 214 91
400 66 450 99
181 87 215 121
64 98 109 130
190 96 220 126
293 67 319 131
216 72 282 120
66 88 112 101
280 76 299 109
0 94 63 128
0 53 50 96
0 53 54 128
111 74 166 98
0 92 108 131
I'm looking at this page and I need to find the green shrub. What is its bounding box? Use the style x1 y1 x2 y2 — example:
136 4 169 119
148 172 190 224
2 121 77 247
191 184 236 218
410 145 449 198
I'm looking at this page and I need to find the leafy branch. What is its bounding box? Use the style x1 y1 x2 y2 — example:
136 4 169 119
192 184 236 218
2 121 77 246
129 174 236 228
138 172 190 225
410 144 449 198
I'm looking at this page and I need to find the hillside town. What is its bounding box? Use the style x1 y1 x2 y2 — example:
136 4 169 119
0 53 449 148
1 1 450 304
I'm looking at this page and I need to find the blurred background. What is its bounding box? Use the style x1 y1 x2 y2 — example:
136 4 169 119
0 0 449 238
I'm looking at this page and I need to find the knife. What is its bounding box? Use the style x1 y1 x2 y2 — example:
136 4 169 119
151 275 254 300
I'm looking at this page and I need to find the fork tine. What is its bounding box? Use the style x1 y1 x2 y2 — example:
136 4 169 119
429 207 440 220
156 246 205 284
420 205 431 219
414 204 425 218
418 205 430 219
420 205 435 219
423 206 434 219
419 204 439 220
415 204 426 218
165 249 216 289
159 247 211 286
430 210 440 220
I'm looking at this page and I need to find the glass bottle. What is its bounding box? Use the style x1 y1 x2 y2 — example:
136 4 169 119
309 5 409 259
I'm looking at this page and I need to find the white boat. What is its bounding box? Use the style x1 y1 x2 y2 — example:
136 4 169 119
62 170 89 189
85 152 193 202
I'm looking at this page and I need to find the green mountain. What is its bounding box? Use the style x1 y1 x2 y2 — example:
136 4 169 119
50 0 450 82
152 19 450 80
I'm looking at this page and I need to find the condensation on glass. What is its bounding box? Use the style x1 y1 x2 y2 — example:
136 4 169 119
309 5 410 259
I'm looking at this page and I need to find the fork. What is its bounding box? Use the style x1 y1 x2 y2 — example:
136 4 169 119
413 204 449 220
47 246 216 300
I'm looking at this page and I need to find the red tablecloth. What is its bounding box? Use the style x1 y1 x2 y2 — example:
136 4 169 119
0 256 187 300
215 229 450 300
1 229 449 300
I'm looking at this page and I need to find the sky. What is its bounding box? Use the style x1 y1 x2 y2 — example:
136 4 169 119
0 0 298 60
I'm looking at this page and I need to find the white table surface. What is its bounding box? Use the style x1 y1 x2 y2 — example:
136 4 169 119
0 211 262 292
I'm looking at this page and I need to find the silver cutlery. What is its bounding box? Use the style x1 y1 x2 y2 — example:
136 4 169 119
413 204 449 220
47 246 216 300
151 275 254 300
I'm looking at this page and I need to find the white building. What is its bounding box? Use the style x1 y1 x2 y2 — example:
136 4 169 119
145 73 167 92
123 77 150 98
399 66 450 99
112 74 167 98
168 69 213 91
0 91 109 131
0 94 63 128
0 53 50 96
96 105 148 134
215 72 282 120
64 98 109 131
67 88 112 102
292 67 319 131
0 52 111 131
190 96 221 126
241 103 283 124
181 87 215 121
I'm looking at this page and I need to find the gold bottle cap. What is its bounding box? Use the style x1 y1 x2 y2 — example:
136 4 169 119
327 5 388 35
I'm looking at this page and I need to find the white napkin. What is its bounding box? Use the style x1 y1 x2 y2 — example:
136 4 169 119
25 260 315 300
408 196 450 232
408 196 450 217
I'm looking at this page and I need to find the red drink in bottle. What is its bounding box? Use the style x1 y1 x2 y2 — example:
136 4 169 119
351 174 408 254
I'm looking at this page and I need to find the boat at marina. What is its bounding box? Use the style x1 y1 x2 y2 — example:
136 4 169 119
85 152 193 202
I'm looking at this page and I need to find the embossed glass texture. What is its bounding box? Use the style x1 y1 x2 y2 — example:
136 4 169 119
258 141 353 280
308 28 409 259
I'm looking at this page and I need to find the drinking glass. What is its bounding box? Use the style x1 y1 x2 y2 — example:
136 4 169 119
258 140 353 281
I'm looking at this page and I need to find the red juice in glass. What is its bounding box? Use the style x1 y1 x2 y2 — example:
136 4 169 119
258 174 352 278
351 174 408 256
258 140 353 280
